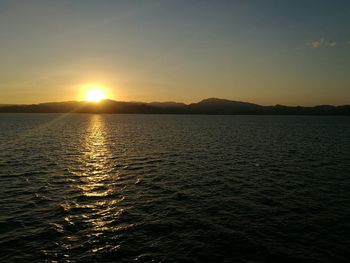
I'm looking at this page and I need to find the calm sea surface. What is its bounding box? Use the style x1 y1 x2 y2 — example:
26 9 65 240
0 114 349 262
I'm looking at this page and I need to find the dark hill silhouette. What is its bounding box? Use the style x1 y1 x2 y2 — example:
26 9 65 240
0 98 349 115
148 101 187 108
188 98 264 114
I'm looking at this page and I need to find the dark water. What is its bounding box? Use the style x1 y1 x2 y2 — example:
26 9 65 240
0 114 349 263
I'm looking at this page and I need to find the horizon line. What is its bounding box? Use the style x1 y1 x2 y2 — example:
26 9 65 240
1 97 349 108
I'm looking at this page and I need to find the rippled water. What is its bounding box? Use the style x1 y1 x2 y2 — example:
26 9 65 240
0 114 349 262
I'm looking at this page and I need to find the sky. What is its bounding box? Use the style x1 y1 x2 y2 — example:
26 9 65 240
0 0 349 105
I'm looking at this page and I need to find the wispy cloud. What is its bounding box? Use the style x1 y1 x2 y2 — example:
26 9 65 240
328 41 337 48
307 38 337 49
309 38 325 48
347 40 350 45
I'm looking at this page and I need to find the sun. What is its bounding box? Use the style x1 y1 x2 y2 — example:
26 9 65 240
85 88 107 102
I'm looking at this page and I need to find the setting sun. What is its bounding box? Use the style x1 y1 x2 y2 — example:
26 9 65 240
85 88 107 102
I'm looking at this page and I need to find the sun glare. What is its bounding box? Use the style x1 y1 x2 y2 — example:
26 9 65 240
85 88 107 102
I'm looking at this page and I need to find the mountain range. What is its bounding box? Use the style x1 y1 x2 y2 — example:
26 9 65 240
0 98 349 115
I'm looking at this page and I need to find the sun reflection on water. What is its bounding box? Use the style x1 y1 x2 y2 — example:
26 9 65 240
62 115 127 255
78 115 114 192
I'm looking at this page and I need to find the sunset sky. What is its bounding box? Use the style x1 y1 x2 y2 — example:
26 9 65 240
0 0 349 105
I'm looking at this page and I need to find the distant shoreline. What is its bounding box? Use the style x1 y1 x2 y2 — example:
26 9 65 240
0 98 349 115
1 113 350 117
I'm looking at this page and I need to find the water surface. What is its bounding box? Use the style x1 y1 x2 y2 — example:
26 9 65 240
0 114 349 262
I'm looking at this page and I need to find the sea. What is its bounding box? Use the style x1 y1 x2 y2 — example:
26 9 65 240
0 114 349 262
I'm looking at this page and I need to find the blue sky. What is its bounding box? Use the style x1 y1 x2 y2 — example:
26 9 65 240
0 0 349 105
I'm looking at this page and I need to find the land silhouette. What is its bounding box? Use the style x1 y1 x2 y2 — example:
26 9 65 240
0 98 349 115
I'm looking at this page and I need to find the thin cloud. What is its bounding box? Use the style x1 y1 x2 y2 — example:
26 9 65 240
309 38 325 48
307 38 336 49
328 41 337 48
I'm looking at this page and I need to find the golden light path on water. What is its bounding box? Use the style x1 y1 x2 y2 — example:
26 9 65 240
61 115 129 256
76 116 113 202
